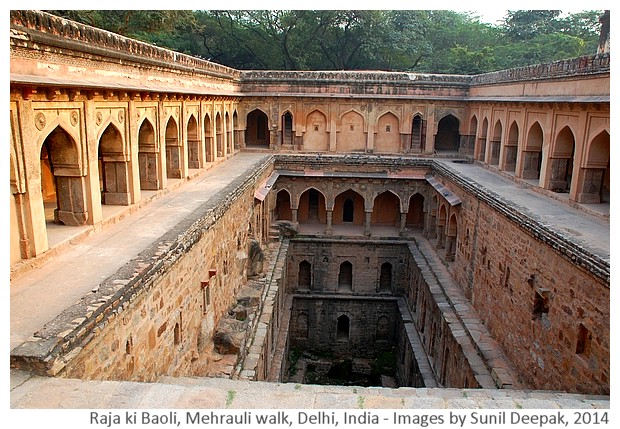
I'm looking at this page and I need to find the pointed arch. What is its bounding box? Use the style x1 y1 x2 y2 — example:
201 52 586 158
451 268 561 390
304 109 329 151
203 113 213 162
411 113 426 152
281 111 293 146
137 118 160 190
521 122 544 181
187 114 201 169
275 189 292 221
379 262 392 292
337 110 365 152
577 130 610 203
375 111 400 153
334 189 364 225
503 121 519 172
371 190 400 226
225 111 232 154
338 262 353 291
298 260 312 290
547 126 575 193
337 315 350 340
406 193 425 228
490 119 502 165
245 109 269 147
298 187 327 223
232 110 240 150
476 117 489 161
98 122 130 205
40 126 88 227
215 112 224 156
435 114 460 152
165 117 182 179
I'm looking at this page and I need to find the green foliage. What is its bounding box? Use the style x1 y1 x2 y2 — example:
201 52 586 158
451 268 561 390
45 9 606 74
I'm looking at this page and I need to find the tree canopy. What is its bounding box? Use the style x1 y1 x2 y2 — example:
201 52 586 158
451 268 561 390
47 9 606 74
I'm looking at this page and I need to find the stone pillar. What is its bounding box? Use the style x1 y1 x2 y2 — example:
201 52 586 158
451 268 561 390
445 236 455 261
325 210 333 235
291 208 298 224
55 175 89 226
399 212 407 236
364 211 372 236
436 224 445 249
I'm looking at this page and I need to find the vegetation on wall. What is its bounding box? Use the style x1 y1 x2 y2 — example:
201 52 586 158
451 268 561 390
47 9 605 74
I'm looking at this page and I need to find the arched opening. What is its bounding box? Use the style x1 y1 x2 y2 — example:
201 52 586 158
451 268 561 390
522 122 544 182
275 189 292 221
376 315 389 340
337 315 350 340
187 115 201 169
203 114 213 162
477 118 488 161
298 188 327 223
98 123 129 205
503 121 519 172
371 191 400 226
411 114 425 151
245 109 269 147
137 119 160 190
490 120 502 165
298 260 311 289
406 193 425 229
338 261 353 291
435 114 460 152
379 262 392 292
579 131 610 203
225 112 233 154
303 110 329 151
334 190 364 225
464 115 478 156
375 112 400 153
548 126 575 193
282 112 293 146
40 126 87 226
446 213 458 261
216 112 224 156
165 117 182 179
337 111 365 152
436 203 447 248
232 111 240 150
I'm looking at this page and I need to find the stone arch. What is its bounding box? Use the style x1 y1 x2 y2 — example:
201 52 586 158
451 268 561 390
203 113 213 162
225 111 232 154
187 114 201 169
469 115 478 135
275 189 292 221
490 119 502 165
371 190 400 226
337 110 365 152
245 109 269 147
411 113 426 151
232 110 239 150
376 315 389 340
503 121 519 172
406 193 425 228
165 117 182 179
446 212 458 261
522 121 544 181
98 122 130 205
547 126 576 193
338 262 353 291
379 262 392 292
303 109 329 151
137 118 160 190
215 112 224 156
40 126 88 227
579 130 610 203
333 189 364 225
375 111 400 153
337 315 350 340
298 187 327 223
477 117 489 161
298 260 311 290
436 203 448 248
435 114 460 152
281 111 293 146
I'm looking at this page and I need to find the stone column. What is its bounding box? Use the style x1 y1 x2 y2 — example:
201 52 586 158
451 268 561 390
399 212 407 236
364 211 372 236
291 208 298 224
325 210 333 235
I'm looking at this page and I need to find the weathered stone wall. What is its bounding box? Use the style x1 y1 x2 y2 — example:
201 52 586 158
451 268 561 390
434 164 610 395
287 240 409 295
289 296 400 358
10 156 275 381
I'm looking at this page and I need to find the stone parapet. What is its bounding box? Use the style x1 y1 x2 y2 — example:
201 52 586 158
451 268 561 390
471 53 610 86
